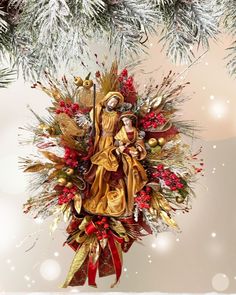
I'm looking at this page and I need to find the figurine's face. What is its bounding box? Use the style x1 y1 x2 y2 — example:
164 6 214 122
106 96 119 111
122 117 132 128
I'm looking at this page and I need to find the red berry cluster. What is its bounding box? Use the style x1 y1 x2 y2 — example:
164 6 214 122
95 216 110 240
95 71 101 78
118 68 137 104
140 112 167 129
195 167 203 173
55 100 79 117
64 147 79 168
58 186 77 205
193 159 204 174
134 186 152 209
152 164 184 191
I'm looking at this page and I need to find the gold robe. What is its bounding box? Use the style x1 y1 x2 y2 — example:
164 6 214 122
83 123 148 217
83 109 127 217
83 92 123 184
114 126 148 213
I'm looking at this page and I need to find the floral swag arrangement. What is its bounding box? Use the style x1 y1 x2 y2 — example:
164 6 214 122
20 61 203 288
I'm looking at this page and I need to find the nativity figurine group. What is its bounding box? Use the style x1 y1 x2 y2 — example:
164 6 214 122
83 91 148 217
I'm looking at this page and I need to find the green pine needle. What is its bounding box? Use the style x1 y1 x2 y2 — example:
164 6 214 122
0 68 16 88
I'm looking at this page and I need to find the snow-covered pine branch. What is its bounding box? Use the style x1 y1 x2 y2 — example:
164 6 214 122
222 0 236 76
0 0 236 79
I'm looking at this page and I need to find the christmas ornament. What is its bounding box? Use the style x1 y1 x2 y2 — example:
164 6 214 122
57 177 67 186
66 182 73 188
21 62 203 288
66 168 74 176
158 137 166 146
148 138 158 147
83 79 93 89
176 195 185 203
74 76 83 87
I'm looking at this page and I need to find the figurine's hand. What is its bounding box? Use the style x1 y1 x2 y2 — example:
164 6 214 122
129 150 139 157
137 146 142 152
119 145 126 153
115 148 120 155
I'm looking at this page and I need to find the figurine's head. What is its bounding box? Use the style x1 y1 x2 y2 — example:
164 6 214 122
120 111 137 128
102 92 124 110
121 116 132 128
106 95 120 111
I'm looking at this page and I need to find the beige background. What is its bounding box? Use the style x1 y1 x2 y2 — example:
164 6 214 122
0 35 236 293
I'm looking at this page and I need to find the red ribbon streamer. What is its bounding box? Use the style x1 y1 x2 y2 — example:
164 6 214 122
84 221 124 287
107 230 123 287
88 255 99 287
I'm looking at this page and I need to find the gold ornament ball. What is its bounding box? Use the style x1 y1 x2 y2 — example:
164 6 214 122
57 177 67 186
66 182 73 188
66 168 74 176
158 137 166 146
83 79 94 89
176 195 185 203
74 76 83 87
148 138 158 148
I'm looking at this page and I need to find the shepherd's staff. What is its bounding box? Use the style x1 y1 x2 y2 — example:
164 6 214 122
91 83 96 138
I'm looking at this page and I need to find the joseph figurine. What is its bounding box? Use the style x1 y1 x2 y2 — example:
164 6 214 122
83 91 127 217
